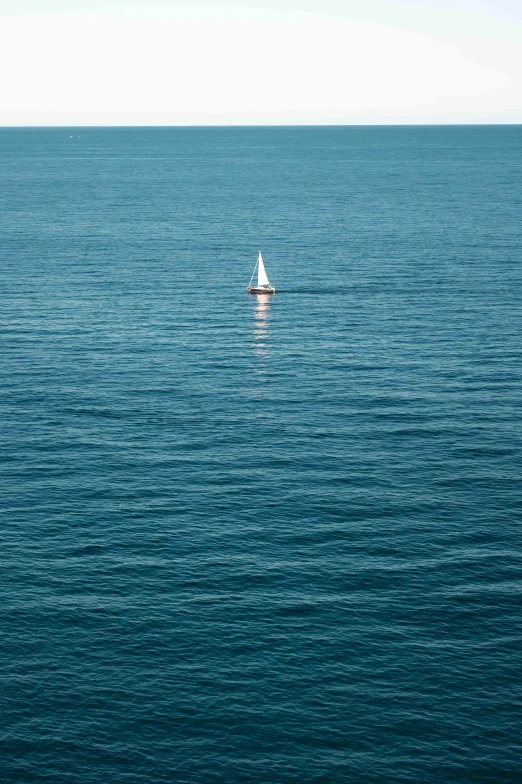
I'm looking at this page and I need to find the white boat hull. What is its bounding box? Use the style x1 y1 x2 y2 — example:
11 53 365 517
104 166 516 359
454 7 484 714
248 286 275 294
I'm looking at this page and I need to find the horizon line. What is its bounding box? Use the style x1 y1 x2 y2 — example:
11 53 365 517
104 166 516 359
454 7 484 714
1 122 521 129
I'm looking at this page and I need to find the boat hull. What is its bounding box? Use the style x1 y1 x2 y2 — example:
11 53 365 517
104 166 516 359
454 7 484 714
248 286 275 294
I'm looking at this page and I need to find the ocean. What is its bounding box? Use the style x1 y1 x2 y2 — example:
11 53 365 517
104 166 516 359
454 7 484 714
1 126 521 783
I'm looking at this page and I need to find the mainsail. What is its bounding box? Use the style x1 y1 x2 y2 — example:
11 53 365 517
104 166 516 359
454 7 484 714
257 252 269 287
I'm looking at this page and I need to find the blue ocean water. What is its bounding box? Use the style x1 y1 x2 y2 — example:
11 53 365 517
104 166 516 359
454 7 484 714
1 126 521 783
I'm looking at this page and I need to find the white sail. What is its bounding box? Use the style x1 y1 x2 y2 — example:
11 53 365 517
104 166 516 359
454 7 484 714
257 252 269 287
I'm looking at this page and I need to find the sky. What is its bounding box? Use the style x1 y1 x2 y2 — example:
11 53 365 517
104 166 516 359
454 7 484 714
0 0 520 125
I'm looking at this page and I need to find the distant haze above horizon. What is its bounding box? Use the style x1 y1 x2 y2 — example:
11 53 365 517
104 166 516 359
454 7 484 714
0 0 520 125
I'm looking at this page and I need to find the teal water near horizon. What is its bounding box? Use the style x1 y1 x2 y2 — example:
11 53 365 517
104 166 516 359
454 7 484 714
1 126 521 783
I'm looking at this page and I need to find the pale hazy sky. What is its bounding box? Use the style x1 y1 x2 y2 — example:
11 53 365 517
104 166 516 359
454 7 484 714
0 0 520 124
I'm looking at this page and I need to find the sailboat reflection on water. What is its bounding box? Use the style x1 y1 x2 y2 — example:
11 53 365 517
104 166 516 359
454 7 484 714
253 293 270 357
248 252 275 294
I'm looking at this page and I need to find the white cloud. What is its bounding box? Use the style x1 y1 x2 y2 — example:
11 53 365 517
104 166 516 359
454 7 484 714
0 5 516 124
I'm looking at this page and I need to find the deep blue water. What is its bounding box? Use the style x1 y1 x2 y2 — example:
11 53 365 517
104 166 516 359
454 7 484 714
1 126 521 783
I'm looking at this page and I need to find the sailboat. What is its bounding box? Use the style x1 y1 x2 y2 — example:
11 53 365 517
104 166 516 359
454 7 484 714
248 251 275 294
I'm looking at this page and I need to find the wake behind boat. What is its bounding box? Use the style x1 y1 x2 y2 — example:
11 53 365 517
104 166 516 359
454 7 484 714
248 252 275 294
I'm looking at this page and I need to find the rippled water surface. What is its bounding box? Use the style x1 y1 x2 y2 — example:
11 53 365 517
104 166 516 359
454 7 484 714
1 126 521 783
